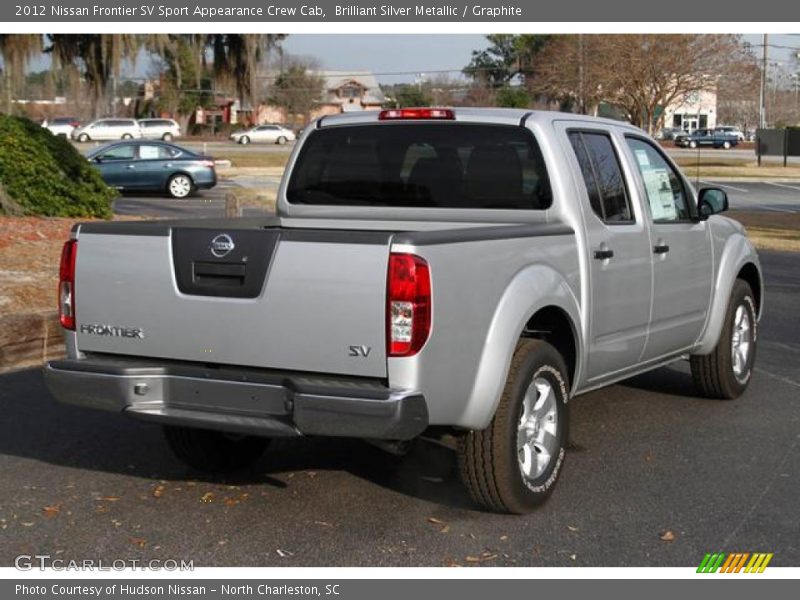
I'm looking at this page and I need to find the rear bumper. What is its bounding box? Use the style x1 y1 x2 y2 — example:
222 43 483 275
44 357 428 441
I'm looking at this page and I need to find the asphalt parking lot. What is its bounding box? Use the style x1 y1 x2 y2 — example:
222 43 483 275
0 251 797 567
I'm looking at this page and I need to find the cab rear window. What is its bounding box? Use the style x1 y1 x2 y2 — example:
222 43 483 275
287 123 552 210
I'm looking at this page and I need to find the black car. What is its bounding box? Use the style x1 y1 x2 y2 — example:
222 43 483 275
675 129 739 150
86 141 217 198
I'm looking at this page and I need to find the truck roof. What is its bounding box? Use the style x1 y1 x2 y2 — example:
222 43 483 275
316 107 644 134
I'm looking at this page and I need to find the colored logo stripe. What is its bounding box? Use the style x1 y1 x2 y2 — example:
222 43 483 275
697 552 773 573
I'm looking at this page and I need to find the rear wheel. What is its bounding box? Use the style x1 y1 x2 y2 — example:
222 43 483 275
164 426 269 474
689 140 698 149
167 173 193 199
77 133 90 142
239 135 250 145
458 339 569 514
276 136 288 145
122 133 133 140
691 279 757 399
723 140 732 149
162 132 174 141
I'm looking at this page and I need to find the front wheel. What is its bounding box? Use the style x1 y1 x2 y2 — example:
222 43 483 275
239 135 250 145
276 136 287 145
77 133 90 142
164 426 269 474
167 173 193 199
162 132 174 141
689 140 698 149
690 279 757 399
458 339 569 514
122 133 133 140
723 141 732 149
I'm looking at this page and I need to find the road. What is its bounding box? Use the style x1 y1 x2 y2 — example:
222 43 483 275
0 251 797 567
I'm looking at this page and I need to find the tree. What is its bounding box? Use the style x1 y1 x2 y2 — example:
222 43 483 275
531 34 752 134
208 34 285 109
495 86 531 108
46 34 140 117
464 34 549 88
267 60 325 125
0 34 43 113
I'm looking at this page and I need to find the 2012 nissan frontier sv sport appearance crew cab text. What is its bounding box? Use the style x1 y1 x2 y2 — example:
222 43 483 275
45 108 763 514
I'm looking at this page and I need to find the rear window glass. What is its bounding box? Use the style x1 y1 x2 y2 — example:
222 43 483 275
287 123 552 210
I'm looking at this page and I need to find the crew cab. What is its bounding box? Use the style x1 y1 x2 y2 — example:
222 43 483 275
45 108 762 514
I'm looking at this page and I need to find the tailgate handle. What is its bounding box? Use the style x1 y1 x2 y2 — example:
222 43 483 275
193 261 246 286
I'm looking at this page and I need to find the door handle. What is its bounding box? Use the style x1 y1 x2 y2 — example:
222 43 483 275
163 163 173 168
126 165 136 170
593 249 614 260
653 244 670 254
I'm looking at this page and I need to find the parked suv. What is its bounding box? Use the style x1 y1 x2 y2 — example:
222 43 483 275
72 118 142 142
139 118 182 141
43 117 80 137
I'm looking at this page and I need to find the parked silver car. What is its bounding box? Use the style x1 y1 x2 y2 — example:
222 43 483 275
230 123 296 145
72 118 142 142
138 118 182 141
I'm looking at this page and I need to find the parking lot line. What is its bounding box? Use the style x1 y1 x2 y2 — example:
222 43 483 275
765 181 800 192
702 180 749 193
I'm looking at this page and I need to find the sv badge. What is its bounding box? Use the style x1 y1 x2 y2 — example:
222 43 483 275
348 345 372 357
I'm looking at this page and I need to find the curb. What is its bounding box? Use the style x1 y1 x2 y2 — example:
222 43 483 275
0 311 65 374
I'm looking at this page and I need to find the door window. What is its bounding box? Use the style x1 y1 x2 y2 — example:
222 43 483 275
626 137 692 222
568 131 633 224
98 145 135 161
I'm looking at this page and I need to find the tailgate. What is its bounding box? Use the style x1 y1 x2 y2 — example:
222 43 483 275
73 225 391 377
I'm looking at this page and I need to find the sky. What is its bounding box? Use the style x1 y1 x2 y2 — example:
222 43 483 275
281 34 488 84
24 34 800 85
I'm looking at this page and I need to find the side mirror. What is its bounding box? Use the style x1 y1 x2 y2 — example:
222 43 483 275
93 156 103 163
698 187 728 219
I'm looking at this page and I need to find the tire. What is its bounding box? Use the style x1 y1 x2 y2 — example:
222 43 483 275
276 136 287 145
162 132 173 141
164 426 269 474
458 339 570 514
122 133 133 140
691 279 758 400
689 140 698 149
723 141 731 149
77 133 90 143
239 135 250 145
167 173 193 199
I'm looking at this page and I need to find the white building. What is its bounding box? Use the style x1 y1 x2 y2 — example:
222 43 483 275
663 88 717 131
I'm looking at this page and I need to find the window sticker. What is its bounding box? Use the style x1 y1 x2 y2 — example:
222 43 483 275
643 169 677 220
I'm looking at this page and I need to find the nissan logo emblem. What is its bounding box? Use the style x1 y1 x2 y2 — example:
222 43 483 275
210 234 235 258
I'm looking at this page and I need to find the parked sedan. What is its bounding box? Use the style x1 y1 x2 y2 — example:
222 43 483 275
675 128 739 149
230 124 296 145
86 141 216 198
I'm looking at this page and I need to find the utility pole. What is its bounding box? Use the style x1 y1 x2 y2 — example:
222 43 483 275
759 33 768 129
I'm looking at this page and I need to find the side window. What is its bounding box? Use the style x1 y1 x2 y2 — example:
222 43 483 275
568 131 633 223
138 145 172 160
98 145 135 161
626 137 691 222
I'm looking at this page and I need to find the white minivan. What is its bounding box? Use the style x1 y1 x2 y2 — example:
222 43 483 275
71 118 142 142
138 118 182 141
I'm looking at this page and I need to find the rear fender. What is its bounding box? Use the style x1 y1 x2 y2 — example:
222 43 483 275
460 264 582 430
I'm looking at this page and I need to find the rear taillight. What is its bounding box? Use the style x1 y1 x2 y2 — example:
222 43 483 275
201 159 215 168
58 240 77 330
387 253 431 357
379 108 455 120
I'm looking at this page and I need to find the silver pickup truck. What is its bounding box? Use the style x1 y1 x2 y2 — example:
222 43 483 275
45 108 762 514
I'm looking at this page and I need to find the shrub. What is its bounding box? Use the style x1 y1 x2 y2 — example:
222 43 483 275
0 115 116 218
